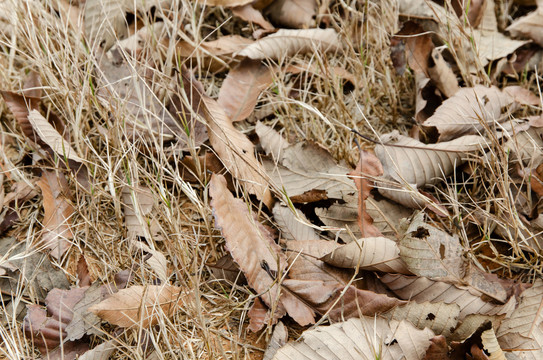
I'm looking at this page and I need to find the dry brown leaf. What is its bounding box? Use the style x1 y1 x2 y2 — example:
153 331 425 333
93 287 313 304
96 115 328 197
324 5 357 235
207 254 245 285
398 212 465 281
183 70 273 207
422 86 518 141
285 240 404 321
350 150 383 238
37 171 75 259
263 322 288 360
89 285 182 328
507 7 543 46
217 59 274 122
380 273 515 320
27 110 83 163
272 316 434 360
384 301 460 338
255 122 290 162
121 185 158 238
232 4 274 30
427 48 459 98
273 203 319 241
23 287 87 355
194 0 254 7
248 296 271 332
132 241 170 282
264 0 317 29
321 237 411 274
394 21 434 76
96 48 186 143
84 0 129 51
237 28 340 60
258 124 356 202
422 335 450 360
78 340 116 360
209 174 314 326
0 91 42 143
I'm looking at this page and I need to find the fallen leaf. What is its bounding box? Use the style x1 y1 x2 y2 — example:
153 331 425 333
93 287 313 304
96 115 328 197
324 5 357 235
217 59 274 122
321 237 411 274
264 0 317 29
37 171 75 259
263 321 288 360
236 28 340 60
384 300 460 338
272 317 434 360
427 48 459 98
507 6 543 46
194 0 255 7
84 0 128 52
423 335 450 360
209 173 315 326
132 241 170 282
78 340 116 360
272 203 319 241
122 185 156 238
207 254 246 285
232 4 274 30
248 297 271 332
89 285 182 328
183 70 273 207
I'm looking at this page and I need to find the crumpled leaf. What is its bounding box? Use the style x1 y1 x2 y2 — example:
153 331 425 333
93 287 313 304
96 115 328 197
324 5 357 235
0 91 42 143
121 185 159 239
78 340 116 360
257 123 356 202
427 48 459 98
398 212 465 281
272 316 434 360
217 59 274 122
263 322 288 360
321 237 411 274
264 0 317 29
28 110 84 163
23 287 87 355
183 70 273 207
89 285 182 328
284 240 404 321
422 86 516 142
210 174 315 326
273 203 319 241
232 4 274 30
37 171 75 259
236 28 340 60
507 6 543 46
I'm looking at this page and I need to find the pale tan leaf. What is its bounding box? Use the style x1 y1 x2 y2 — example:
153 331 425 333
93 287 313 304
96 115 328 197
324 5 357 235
78 340 116 360
27 110 84 163
481 327 506 360
259 126 355 202
399 0 449 20
497 280 543 339
88 285 182 328
380 273 515 320
255 122 289 162
121 185 156 238
84 0 129 51
427 48 459 98
37 171 75 259
183 71 273 207
237 28 340 60
384 301 460 338
498 331 543 359
422 86 516 141
272 317 434 360
96 49 184 142
194 0 255 7
398 212 465 281
375 131 486 188
504 127 543 167
507 7 543 46
233 4 275 30
210 174 314 326
132 241 170 282
321 237 411 274
264 0 317 29
450 314 504 342
218 59 274 122
273 203 319 241
263 322 288 360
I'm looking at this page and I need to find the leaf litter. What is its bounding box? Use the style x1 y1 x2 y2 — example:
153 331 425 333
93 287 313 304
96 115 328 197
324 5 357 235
1 0 543 358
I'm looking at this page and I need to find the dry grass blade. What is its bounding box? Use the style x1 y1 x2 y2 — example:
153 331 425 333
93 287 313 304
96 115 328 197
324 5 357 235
236 28 340 60
88 285 182 328
209 174 315 326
